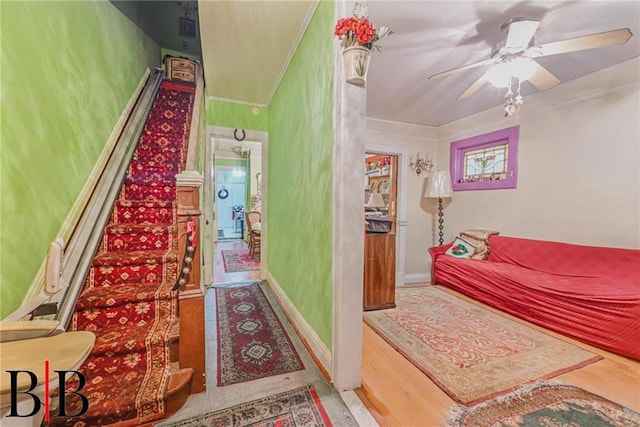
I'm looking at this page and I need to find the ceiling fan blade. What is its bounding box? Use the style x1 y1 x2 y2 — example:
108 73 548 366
527 61 560 91
505 19 540 50
428 58 495 80
458 76 488 100
528 28 633 57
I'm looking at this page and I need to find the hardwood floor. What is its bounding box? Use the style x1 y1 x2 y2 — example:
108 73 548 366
358 285 640 427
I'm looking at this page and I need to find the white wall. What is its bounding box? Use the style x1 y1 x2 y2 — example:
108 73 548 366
438 59 639 250
369 58 640 282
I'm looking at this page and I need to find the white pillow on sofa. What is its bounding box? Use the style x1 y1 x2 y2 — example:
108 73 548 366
445 237 476 259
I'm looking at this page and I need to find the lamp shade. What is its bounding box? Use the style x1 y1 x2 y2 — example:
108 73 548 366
425 170 453 199
366 192 386 209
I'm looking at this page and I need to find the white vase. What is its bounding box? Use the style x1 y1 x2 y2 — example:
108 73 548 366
342 45 371 88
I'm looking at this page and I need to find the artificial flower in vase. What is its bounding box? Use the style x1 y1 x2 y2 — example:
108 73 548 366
334 3 392 87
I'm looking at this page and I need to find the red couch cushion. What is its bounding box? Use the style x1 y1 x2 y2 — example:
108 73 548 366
487 235 640 284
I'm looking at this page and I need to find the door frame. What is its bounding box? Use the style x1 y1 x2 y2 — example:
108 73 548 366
202 141 215 286
205 126 268 281
365 144 409 286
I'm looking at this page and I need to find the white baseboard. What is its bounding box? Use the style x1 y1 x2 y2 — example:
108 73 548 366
265 271 332 373
403 272 431 284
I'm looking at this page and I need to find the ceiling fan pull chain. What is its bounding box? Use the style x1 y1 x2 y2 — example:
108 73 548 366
504 80 516 117
515 80 524 108
515 80 524 122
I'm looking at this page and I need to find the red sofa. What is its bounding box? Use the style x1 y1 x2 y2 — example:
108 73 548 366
429 235 640 360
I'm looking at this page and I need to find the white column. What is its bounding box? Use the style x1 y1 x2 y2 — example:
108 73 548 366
332 0 365 391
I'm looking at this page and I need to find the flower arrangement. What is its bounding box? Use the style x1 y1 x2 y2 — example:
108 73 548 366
334 3 392 52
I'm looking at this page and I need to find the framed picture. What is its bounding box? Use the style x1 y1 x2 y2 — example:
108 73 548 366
450 125 519 191
180 17 196 38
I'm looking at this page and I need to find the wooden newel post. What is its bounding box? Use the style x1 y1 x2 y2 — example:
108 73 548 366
176 171 206 393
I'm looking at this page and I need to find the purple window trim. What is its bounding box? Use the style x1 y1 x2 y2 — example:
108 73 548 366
449 125 519 191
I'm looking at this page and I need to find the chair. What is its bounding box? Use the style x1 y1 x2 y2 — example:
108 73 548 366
0 322 95 427
245 211 261 257
0 238 96 426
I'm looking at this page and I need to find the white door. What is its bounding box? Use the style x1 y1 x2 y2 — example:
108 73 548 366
202 144 215 286
216 167 247 240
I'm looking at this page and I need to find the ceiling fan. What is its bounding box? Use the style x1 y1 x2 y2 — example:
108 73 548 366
428 18 633 104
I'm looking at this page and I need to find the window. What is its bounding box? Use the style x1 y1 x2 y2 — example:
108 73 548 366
450 125 519 191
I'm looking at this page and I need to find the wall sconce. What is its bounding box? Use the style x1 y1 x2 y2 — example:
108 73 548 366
409 153 433 176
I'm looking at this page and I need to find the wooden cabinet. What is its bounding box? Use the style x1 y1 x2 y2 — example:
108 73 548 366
363 233 396 311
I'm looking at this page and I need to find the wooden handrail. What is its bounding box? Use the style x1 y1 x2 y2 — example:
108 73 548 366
52 70 163 331
183 67 204 172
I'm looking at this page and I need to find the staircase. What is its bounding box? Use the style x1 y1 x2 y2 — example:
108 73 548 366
50 80 196 426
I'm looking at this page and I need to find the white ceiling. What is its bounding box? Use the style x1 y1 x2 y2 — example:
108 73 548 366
198 0 315 105
198 1 640 126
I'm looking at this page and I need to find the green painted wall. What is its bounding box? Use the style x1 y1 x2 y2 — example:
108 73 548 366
0 1 160 318
207 100 268 132
267 1 334 348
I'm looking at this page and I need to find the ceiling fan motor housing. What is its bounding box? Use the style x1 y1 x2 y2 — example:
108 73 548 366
500 17 531 33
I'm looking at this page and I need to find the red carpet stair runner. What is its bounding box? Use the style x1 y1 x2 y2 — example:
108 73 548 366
50 81 196 426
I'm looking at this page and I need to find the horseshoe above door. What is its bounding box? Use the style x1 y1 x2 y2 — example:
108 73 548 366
234 129 246 142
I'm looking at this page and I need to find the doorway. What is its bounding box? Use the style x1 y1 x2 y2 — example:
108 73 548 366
202 127 268 287
211 137 263 285
363 144 409 286
216 166 247 241
365 153 398 232
363 153 398 312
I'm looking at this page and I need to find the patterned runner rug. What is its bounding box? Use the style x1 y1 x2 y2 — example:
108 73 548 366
446 381 640 426
160 385 332 426
49 81 195 426
222 249 260 272
364 287 601 405
216 283 304 385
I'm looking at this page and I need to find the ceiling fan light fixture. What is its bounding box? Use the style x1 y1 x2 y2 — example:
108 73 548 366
511 57 537 81
486 57 537 88
486 64 511 88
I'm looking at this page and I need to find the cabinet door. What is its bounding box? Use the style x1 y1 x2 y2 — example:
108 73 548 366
363 233 396 311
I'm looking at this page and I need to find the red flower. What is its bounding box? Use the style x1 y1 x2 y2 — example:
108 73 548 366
334 4 392 51
354 19 375 44
334 17 356 38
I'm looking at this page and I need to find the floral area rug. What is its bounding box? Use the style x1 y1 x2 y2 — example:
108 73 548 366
222 249 260 272
161 385 332 426
363 287 601 405
49 81 195 426
216 283 304 385
446 381 640 426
